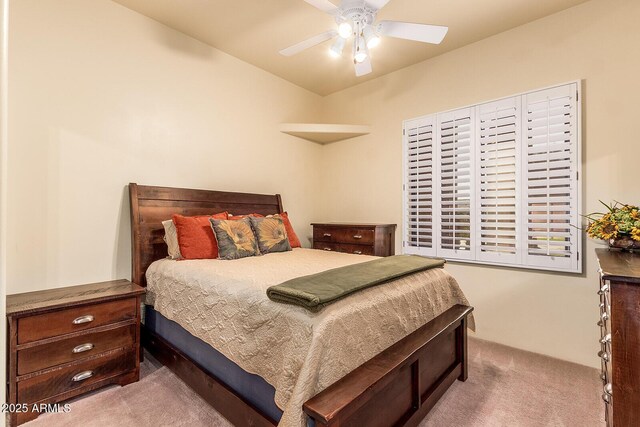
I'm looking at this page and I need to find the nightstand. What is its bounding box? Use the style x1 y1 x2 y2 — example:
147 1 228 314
311 223 396 257
6 279 145 426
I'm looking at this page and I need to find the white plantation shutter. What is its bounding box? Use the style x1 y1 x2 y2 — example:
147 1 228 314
403 116 436 256
436 108 475 260
522 84 580 271
475 97 521 264
402 81 581 273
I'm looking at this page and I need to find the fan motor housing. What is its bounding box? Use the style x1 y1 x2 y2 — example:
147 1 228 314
336 0 377 26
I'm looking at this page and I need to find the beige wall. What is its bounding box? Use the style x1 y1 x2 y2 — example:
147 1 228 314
1 0 8 424
7 0 323 293
318 0 640 368
7 0 638 369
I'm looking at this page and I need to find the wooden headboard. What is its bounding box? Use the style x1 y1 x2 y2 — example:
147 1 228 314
129 183 283 287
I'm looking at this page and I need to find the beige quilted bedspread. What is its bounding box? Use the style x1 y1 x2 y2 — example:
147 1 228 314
145 248 472 427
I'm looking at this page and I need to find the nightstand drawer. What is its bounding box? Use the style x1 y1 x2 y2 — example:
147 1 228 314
313 242 375 256
17 298 137 344
17 350 135 404
313 226 375 245
17 324 136 375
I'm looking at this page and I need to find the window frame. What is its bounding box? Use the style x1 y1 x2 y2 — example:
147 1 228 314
402 81 582 274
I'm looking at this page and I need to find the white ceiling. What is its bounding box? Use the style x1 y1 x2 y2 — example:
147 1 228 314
112 0 590 95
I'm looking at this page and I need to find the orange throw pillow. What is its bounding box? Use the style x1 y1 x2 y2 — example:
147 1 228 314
279 212 301 248
173 212 228 259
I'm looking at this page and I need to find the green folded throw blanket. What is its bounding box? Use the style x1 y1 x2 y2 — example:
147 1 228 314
267 255 445 312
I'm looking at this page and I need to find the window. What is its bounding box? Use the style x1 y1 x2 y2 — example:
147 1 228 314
403 82 581 273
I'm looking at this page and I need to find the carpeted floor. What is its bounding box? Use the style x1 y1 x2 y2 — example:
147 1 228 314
26 338 605 427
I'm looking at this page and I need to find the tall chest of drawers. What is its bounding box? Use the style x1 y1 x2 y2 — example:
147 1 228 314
6 280 145 426
596 248 640 426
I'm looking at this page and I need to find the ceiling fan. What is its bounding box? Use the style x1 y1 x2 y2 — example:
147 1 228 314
279 0 448 77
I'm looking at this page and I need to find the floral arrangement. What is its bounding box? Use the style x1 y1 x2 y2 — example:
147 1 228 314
585 202 640 246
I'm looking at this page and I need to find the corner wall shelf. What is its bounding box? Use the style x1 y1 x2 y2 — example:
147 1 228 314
280 123 370 144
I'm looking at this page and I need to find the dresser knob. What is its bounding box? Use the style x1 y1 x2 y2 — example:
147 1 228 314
72 370 94 382
602 393 611 404
353 250 362 255
604 383 613 396
597 320 604 327
601 312 609 321
72 343 95 354
323 247 332 251
353 234 363 239
600 334 611 344
72 315 94 325
598 350 610 362
323 233 332 237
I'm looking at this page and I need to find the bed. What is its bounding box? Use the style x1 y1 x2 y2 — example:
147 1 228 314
129 183 473 427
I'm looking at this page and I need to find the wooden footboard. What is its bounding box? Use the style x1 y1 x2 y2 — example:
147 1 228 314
303 304 472 427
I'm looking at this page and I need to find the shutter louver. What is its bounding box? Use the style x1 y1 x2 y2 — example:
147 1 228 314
403 117 436 256
476 97 520 264
437 108 475 260
522 84 579 271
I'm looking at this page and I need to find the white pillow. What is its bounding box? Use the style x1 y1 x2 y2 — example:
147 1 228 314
162 219 182 259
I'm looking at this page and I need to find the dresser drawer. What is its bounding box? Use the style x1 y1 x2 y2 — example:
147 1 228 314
314 242 375 256
17 298 137 344
17 350 135 404
17 324 136 375
314 227 375 245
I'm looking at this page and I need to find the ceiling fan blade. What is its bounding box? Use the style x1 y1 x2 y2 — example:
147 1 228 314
378 21 448 44
365 0 392 11
354 57 372 77
279 30 338 56
304 0 338 14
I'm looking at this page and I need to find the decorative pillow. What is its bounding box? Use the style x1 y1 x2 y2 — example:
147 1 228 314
172 212 228 259
210 217 260 260
162 219 182 259
249 216 292 254
268 212 301 248
229 213 265 220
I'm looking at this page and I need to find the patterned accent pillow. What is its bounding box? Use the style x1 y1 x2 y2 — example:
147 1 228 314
162 219 182 259
210 217 260 260
249 216 292 254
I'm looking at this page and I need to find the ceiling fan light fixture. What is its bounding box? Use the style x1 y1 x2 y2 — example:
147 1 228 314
338 21 353 38
353 35 369 63
329 37 346 58
363 25 381 49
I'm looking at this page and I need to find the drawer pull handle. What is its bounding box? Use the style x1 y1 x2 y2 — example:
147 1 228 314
323 233 332 237
72 343 95 354
353 250 362 255
598 350 610 362
72 315 94 325
600 334 611 344
353 234 363 239
72 370 94 382
323 247 332 251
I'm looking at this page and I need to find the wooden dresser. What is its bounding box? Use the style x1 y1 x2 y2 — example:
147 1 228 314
6 279 145 426
311 223 396 257
596 248 640 426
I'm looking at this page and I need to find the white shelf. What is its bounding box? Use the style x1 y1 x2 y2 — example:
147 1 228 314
280 123 370 144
